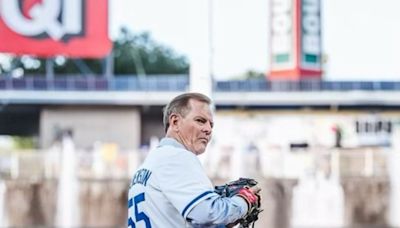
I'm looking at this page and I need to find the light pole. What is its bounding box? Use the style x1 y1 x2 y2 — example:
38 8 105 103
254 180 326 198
208 0 215 90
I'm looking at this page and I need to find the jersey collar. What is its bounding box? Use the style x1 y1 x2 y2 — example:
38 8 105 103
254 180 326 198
159 137 186 150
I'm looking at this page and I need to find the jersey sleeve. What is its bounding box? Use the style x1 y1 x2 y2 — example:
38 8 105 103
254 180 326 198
156 148 218 219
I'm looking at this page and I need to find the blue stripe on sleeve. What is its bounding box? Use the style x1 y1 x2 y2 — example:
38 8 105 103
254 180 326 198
181 191 214 217
128 198 133 208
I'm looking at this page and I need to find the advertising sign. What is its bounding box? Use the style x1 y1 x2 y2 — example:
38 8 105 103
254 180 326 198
301 0 322 69
271 0 295 69
269 0 322 80
0 0 111 58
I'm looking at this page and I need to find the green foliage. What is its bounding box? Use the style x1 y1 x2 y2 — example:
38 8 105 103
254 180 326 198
2 28 189 76
114 28 189 75
233 69 266 80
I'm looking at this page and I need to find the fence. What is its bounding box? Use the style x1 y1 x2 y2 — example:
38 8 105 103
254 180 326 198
1 75 400 92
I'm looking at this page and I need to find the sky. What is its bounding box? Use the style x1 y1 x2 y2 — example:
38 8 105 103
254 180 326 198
110 0 400 81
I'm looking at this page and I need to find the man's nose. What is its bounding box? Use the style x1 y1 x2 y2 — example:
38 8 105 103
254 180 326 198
203 122 212 134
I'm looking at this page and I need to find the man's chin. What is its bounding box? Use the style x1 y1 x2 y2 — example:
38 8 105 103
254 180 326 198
195 148 206 155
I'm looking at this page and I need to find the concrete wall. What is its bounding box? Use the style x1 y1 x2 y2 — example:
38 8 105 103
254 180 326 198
40 106 141 150
2 177 391 228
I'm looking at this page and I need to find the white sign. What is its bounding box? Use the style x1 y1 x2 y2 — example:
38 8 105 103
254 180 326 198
0 0 83 41
271 0 294 68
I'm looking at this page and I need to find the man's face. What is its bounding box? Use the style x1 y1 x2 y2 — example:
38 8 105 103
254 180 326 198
176 99 213 155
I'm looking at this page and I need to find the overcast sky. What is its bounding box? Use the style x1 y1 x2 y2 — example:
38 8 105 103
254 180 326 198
110 0 400 81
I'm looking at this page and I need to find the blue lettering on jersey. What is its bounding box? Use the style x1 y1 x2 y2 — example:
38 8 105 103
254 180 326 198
131 169 152 187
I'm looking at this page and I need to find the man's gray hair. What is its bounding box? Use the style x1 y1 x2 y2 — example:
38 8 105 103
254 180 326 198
163 92 211 132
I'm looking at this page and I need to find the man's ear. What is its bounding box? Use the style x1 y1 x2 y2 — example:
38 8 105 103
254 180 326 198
169 114 180 131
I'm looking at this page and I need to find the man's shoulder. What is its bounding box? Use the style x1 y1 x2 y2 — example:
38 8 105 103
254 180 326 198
156 143 195 158
148 145 199 170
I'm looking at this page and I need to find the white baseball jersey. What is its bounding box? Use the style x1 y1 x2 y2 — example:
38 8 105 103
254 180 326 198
128 137 219 228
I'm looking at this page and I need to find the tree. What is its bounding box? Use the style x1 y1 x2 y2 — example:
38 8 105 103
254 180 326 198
1 28 189 76
233 69 266 80
113 28 189 75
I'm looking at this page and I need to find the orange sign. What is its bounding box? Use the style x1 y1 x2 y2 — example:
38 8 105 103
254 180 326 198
0 0 112 58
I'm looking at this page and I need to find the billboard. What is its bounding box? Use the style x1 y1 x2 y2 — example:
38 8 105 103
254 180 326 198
270 0 295 70
0 0 111 58
269 0 322 80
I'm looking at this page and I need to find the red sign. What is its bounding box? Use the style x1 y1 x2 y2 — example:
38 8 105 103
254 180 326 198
0 0 112 58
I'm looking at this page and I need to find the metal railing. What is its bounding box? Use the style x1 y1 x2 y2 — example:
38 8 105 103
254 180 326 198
0 75 189 92
215 79 400 92
1 75 400 92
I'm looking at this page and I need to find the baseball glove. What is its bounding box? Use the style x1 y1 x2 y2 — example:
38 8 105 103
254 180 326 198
214 178 262 228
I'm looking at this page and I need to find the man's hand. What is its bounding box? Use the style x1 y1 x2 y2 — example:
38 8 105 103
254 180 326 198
214 178 262 228
236 186 261 209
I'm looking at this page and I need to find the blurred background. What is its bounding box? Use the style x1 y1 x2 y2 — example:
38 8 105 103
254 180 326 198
0 0 400 227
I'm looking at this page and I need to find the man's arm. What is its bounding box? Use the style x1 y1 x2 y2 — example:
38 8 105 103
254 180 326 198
186 194 248 226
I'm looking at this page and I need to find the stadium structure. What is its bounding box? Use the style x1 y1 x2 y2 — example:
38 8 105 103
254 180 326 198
1 76 400 149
